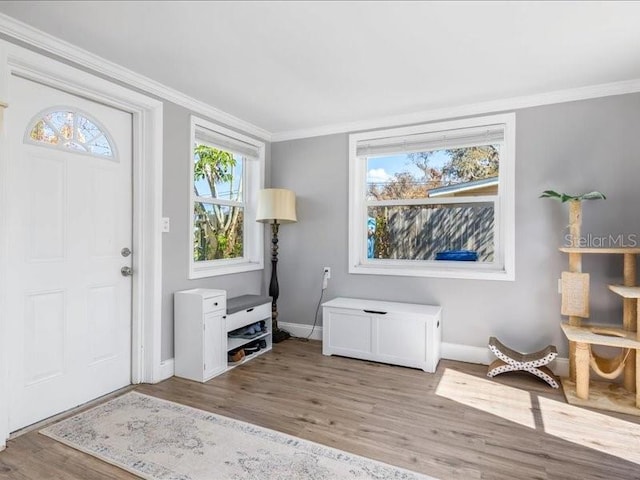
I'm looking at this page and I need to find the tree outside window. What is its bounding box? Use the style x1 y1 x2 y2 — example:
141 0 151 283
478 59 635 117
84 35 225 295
192 144 245 262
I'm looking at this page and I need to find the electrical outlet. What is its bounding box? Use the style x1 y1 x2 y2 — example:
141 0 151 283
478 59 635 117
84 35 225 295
161 217 171 233
322 267 330 290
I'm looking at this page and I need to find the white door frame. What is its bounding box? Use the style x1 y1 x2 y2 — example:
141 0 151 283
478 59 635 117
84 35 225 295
0 41 164 448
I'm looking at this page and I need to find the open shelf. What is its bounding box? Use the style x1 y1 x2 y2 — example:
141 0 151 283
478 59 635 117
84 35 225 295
608 284 640 299
222 295 273 374
226 346 270 371
559 247 640 254
227 330 270 351
560 322 640 348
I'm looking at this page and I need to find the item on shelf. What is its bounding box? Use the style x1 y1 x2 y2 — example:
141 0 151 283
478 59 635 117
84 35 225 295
228 348 245 363
243 341 261 355
228 322 266 339
243 338 269 355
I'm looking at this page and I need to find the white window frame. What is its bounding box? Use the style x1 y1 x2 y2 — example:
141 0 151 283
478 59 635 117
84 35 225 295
188 116 264 278
348 113 515 281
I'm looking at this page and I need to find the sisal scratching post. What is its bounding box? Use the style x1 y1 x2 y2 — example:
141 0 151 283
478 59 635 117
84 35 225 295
575 342 590 399
623 254 637 392
568 200 583 382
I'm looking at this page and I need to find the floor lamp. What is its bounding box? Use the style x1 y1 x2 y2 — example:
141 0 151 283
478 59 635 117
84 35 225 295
256 188 297 343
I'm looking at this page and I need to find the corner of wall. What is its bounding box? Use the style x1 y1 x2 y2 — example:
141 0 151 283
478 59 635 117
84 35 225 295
279 322 323 341
158 358 175 381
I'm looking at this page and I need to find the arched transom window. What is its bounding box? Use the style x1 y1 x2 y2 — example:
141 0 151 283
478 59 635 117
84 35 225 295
25 108 117 160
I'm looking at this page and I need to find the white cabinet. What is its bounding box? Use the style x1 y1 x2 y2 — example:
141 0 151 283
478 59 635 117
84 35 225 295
174 288 226 382
174 290 272 382
203 312 226 380
322 297 442 373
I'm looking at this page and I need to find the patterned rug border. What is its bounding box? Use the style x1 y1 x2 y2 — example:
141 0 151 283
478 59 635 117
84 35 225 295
41 399 154 480
40 391 434 480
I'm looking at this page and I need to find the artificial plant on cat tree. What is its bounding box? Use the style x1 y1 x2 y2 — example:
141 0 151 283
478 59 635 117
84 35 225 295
540 190 606 252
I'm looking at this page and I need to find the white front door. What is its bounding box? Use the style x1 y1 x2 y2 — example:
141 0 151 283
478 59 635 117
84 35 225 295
6 75 133 431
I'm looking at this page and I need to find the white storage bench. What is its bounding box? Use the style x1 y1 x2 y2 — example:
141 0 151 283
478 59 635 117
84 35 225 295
322 297 442 373
174 290 272 382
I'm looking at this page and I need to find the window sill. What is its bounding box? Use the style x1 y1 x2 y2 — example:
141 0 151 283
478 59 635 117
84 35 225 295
349 262 515 281
189 260 263 279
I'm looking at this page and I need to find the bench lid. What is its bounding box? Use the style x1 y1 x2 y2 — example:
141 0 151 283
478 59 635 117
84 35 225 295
322 297 441 316
227 294 271 314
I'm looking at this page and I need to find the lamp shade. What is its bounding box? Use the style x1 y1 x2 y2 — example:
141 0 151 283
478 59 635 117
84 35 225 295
256 188 297 224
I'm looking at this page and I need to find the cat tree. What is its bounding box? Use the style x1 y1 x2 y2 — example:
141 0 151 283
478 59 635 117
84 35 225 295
557 199 640 415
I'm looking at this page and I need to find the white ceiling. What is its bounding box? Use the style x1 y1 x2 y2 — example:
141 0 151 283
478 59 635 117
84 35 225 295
0 1 639 138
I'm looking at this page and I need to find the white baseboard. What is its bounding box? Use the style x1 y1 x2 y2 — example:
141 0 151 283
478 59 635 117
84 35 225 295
549 357 569 377
441 342 492 365
279 322 323 341
158 336 568 379
441 342 569 376
158 358 175 381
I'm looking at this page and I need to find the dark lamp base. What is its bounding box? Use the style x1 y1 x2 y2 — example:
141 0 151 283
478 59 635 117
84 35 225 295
273 328 291 343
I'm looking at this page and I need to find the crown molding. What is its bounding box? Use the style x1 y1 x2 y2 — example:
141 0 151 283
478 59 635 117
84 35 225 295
0 13 272 141
2 12 639 145
271 78 640 142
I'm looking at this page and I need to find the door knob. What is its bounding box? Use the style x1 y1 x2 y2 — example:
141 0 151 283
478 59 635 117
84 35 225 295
121 266 133 277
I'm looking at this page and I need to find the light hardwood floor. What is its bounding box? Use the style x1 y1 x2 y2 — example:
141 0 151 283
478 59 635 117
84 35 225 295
1 339 640 479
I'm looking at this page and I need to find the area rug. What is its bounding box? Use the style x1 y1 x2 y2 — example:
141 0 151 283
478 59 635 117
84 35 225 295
40 391 435 480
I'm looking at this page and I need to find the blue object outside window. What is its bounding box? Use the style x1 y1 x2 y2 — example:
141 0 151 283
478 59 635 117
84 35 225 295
435 250 479 261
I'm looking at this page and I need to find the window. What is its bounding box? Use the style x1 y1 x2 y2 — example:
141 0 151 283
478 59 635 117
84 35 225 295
189 117 264 278
349 113 515 280
25 108 116 160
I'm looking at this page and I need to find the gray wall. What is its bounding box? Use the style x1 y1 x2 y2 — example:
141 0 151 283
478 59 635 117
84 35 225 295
161 101 270 360
271 93 640 356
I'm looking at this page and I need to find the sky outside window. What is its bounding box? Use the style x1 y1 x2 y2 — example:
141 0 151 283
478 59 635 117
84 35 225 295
366 150 450 185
